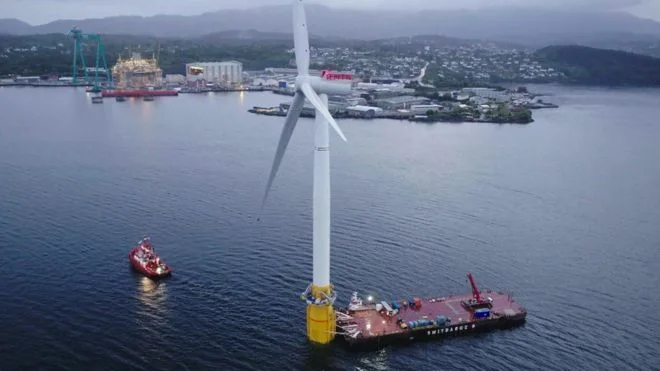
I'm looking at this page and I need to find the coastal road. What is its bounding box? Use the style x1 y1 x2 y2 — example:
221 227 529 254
416 62 435 88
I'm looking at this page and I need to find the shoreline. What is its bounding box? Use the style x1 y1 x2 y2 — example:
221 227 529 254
247 107 536 124
0 84 552 124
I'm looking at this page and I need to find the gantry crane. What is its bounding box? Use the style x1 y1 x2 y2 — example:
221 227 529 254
69 26 111 90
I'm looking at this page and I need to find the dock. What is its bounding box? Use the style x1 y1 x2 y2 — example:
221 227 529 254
101 89 178 98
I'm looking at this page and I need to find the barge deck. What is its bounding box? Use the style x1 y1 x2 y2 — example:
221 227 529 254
336 273 526 348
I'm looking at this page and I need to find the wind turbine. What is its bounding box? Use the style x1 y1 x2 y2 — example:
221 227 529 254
260 0 351 344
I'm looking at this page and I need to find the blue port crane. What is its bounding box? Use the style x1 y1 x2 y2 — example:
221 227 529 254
68 26 111 90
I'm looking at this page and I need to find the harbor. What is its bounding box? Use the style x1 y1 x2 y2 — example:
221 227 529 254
1 40 558 119
1 39 559 121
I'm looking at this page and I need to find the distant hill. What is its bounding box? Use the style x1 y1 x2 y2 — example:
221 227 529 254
193 29 350 47
2 5 660 47
0 18 32 34
0 29 500 51
374 34 527 50
571 32 660 59
534 45 660 86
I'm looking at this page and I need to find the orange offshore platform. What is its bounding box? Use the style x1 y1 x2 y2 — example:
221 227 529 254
103 51 178 98
335 273 527 348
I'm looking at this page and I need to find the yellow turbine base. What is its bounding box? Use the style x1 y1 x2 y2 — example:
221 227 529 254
306 284 336 344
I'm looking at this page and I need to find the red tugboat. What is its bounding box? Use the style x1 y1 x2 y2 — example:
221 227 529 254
335 273 526 348
128 237 172 278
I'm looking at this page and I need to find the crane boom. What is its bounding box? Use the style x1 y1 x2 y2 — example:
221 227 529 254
467 272 482 302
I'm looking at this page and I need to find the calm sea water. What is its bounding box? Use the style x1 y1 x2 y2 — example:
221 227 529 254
0 85 659 370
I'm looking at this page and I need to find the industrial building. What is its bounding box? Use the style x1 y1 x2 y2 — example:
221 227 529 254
345 105 383 118
186 61 243 84
165 74 186 84
264 67 321 75
462 87 509 101
372 95 431 110
112 52 163 89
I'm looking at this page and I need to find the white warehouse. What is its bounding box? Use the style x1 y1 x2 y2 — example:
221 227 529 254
185 61 243 84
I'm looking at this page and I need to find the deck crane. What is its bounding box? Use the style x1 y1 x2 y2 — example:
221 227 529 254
461 272 493 310
467 272 483 302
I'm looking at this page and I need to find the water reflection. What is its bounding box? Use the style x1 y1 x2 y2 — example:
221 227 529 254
303 343 339 370
139 98 154 121
355 348 390 370
135 275 169 323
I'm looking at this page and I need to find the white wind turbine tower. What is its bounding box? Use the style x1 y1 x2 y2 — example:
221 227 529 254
260 0 351 344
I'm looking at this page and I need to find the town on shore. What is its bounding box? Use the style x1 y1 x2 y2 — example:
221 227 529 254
0 33 573 124
0 54 556 124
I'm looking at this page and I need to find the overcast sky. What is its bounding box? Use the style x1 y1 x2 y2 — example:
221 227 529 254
4 0 660 25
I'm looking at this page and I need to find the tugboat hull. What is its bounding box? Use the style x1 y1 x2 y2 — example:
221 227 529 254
128 249 172 278
128 237 172 279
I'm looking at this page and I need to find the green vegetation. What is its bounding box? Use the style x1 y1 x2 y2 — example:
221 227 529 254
485 103 533 124
534 45 660 86
0 34 293 76
422 103 532 124
426 106 478 122
421 63 514 89
422 63 470 87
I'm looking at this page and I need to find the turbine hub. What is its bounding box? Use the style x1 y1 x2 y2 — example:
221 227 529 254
295 74 310 92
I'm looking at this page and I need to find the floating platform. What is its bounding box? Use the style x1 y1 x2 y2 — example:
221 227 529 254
336 275 526 348
101 89 178 98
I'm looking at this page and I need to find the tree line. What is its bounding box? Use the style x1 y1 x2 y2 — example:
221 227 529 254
0 34 294 76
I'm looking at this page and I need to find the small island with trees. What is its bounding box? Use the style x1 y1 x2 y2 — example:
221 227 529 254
251 85 547 125
417 102 533 124
399 85 552 125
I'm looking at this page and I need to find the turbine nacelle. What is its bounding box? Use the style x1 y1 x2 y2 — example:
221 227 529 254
295 75 352 96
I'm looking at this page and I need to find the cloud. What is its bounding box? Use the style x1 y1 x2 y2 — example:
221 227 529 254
329 0 650 11
3 0 659 24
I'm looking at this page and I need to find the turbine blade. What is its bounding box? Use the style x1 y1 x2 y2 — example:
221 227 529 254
260 92 306 211
293 0 310 75
300 83 347 142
